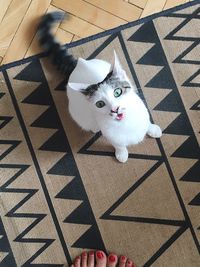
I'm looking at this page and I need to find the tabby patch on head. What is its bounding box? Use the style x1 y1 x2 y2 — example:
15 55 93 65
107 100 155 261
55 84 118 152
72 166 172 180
81 71 131 97
68 50 131 94
68 51 133 121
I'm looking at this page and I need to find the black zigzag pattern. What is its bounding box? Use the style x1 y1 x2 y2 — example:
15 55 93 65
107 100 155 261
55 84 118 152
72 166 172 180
0 140 21 161
165 7 200 66
163 8 200 209
0 164 60 267
50 156 105 250
54 79 68 91
0 93 17 267
121 19 199 255
164 7 200 93
0 93 13 129
0 104 58 266
0 217 16 267
182 69 200 88
0 116 13 130
3 67 72 266
14 59 105 251
128 21 179 101
190 99 200 111
129 19 200 208
180 161 200 183
189 193 200 206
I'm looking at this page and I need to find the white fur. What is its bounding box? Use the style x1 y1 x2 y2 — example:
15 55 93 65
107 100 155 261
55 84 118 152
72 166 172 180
67 52 162 163
67 57 110 132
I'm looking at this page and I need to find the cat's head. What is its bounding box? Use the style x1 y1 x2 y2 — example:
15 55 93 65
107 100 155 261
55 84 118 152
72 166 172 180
69 52 134 121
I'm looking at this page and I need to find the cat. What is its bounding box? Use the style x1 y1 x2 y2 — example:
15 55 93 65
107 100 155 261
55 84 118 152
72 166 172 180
38 12 162 163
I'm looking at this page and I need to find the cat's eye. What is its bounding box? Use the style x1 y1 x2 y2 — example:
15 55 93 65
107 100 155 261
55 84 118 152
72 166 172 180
96 100 105 108
114 88 122 98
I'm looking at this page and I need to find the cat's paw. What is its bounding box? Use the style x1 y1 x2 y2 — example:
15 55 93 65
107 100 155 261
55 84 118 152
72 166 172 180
115 147 128 163
147 124 162 138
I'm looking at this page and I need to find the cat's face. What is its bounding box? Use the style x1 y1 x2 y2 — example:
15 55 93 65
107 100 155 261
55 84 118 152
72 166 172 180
69 51 135 121
87 73 132 120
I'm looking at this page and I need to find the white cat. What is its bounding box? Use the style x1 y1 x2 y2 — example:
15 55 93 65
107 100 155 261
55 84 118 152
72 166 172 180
38 12 162 163
67 51 162 162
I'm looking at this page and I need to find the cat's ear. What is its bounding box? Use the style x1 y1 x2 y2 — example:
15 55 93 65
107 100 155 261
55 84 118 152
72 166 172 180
110 50 127 80
68 82 90 91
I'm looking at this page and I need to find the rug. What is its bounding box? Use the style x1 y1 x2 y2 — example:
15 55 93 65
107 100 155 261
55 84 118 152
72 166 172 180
0 1 200 266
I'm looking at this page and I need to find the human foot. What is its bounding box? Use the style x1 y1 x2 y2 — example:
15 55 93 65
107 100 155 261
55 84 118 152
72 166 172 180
70 251 136 267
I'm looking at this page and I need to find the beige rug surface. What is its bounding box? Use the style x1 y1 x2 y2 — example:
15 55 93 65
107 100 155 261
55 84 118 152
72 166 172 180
0 1 200 266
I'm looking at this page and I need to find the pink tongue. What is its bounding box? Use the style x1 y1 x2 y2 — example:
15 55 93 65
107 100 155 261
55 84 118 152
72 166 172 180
116 113 124 120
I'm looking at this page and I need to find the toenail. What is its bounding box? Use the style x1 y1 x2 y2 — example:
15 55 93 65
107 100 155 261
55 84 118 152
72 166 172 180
108 255 116 262
75 256 80 262
121 256 126 261
82 252 87 257
89 251 94 256
132 263 136 267
127 260 131 265
97 251 104 259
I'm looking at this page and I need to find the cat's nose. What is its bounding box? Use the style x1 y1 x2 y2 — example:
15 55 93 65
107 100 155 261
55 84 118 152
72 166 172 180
111 106 119 113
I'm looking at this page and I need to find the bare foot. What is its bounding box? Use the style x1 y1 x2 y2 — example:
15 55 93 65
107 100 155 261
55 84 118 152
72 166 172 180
70 251 136 267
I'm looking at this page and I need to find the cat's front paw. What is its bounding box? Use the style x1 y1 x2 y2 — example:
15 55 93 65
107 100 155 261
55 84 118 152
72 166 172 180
147 124 162 138
115 147 128 163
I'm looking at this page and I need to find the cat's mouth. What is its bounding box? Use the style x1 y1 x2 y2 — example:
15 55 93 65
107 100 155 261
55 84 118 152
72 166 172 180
110 107 125 121
116 113 125 121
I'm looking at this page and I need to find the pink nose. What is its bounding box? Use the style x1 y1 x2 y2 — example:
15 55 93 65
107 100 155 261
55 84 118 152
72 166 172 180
111 107 119 113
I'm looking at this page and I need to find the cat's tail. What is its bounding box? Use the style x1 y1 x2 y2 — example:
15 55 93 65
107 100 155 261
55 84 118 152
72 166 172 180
37 12 77 74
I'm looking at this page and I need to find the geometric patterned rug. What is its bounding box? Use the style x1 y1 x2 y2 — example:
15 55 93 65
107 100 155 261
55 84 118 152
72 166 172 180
0 1 199 266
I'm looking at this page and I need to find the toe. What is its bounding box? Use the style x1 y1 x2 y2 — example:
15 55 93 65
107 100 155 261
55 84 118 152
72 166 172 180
96 251 107 267
74 256 81 267
125 259 133 267
81 252 88 267
88 251 95 267
107 254 118 267
118 256 127 267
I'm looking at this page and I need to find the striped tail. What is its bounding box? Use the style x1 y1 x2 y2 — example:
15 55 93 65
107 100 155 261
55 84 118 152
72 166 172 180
38 12 77 75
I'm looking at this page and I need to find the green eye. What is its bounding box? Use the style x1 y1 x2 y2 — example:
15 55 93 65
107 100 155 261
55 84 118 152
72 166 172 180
114 88 122 98
96 100 105 108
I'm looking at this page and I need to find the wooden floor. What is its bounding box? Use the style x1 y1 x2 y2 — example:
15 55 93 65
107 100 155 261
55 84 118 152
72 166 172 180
0 0 193 66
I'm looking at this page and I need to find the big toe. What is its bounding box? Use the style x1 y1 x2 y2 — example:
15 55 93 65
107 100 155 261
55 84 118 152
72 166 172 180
107 254 118 267
96 251 107 267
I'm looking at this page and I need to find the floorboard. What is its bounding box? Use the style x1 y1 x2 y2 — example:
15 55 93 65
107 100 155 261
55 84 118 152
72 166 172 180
0 0 193 65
